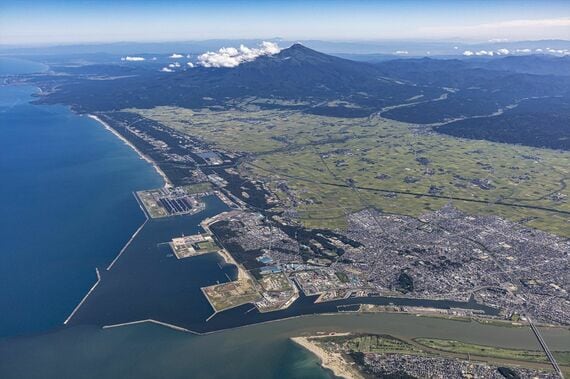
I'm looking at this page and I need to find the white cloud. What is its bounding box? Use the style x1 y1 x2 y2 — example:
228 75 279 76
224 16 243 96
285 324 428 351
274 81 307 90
169 53 184 59
462 47 561 57
168 62 181 68
121 56 145 61
489 38 509 43
463 50 500 57
160 67 174 72
546 48 570 55
197 41 280 68
394 50 408 55
187 62 194 68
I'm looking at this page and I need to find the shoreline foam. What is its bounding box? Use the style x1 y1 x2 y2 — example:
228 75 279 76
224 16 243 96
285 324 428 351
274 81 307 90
87 114 172 188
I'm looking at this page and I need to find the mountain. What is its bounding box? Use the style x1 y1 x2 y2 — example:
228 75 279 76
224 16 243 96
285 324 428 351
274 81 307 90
32 44 441 116
482 55 570 76
23 44 570 150
204 44 440 111
374 56 570 89
376 56 570 125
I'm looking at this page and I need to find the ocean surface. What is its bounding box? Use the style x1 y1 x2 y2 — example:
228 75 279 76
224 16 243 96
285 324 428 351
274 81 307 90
0 59 163 337
0 57 48 75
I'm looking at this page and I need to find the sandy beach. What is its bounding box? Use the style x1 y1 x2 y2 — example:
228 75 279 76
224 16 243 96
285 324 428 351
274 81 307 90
217 249 249 281
291 333 363 379
87 114 172 188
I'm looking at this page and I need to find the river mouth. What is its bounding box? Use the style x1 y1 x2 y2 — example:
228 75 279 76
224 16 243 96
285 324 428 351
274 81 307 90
2 312 569 379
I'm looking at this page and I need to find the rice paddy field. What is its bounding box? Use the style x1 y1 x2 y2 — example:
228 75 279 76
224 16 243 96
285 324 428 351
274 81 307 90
130 105 570 236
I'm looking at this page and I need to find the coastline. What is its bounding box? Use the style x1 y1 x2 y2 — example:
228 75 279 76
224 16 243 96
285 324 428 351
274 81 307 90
217 248 249 281
59 114 170 324
68 112 564 348
291 333 363 379
87 114 172 188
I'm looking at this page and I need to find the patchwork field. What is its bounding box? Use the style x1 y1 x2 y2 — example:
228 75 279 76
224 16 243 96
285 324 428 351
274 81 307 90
130 106 570 236
309 333 568 375
414 338 570 366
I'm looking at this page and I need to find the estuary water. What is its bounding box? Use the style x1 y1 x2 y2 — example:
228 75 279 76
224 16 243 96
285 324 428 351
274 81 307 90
0 75 163 336
2 313 569 379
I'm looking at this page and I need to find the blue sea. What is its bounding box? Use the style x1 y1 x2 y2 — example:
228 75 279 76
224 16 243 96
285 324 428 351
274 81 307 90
0 57 331 378
0 58 163 337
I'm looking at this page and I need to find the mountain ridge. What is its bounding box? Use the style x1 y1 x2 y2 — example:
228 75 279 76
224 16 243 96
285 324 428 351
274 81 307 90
34 43 441 116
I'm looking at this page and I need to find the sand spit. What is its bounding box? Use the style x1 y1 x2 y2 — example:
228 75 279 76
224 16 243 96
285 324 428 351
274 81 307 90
291 333 363 379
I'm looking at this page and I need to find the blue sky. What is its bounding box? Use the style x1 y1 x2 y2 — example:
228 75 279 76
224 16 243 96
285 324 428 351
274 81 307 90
1 0 569 45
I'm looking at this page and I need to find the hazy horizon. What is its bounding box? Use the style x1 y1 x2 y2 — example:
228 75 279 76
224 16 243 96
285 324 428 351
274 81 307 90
3 36 570 49
1 0 569 46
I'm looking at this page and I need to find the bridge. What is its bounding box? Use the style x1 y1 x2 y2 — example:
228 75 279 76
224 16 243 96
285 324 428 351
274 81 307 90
527 315 564 378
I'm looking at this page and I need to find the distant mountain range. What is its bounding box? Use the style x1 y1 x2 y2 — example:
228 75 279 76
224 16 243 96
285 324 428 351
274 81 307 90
2 38 570 57
22 43 570 150
33 44 442 116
